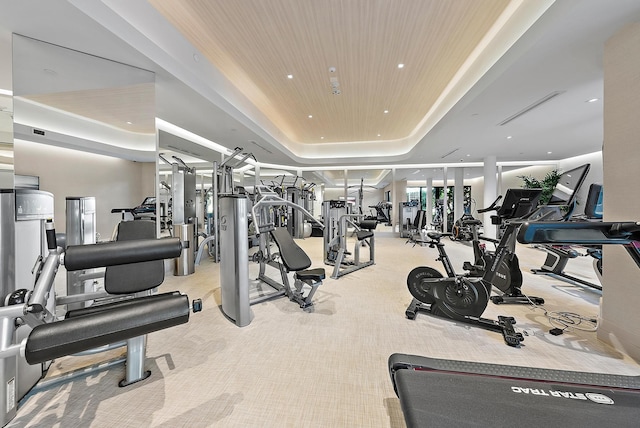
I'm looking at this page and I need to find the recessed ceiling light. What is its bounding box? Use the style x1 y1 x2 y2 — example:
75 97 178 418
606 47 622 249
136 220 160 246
126 121 132 125
506 136 512 139
586 98 599 103
308 115 313 119
397 63 405 69
287 74 293 79
383 110 389 114
320 136 324 139
547 151 552 154
466 154 470 157
377 133 381 137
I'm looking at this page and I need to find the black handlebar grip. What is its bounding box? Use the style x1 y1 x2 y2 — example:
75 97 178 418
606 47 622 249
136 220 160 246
45 219 57 250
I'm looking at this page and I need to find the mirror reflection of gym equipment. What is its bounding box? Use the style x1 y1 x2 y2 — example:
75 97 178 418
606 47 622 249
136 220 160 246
323 200 377 279
197 146 255 265
159 153 197 275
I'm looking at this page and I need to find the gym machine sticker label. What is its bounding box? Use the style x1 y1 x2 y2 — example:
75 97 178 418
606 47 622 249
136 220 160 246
6 377 14 411
511 386 614 405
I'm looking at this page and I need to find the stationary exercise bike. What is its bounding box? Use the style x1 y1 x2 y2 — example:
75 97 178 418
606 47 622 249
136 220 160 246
460 195 545 305
405 188 543 347
449 200 479 242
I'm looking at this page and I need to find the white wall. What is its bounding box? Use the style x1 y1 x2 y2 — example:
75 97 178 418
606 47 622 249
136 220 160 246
14 140 154 239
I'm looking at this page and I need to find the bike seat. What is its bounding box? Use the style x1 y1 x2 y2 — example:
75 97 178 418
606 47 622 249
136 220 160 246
427 231 451 241
462 219 482 226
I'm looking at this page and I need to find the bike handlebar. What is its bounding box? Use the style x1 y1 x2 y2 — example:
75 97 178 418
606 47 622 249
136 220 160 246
477 195 503 214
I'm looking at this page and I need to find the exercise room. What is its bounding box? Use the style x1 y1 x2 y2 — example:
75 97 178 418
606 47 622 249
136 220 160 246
1 1 640 427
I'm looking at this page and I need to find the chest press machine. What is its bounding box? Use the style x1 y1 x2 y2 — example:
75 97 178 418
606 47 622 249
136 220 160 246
219 186 325 327
0 220 201 427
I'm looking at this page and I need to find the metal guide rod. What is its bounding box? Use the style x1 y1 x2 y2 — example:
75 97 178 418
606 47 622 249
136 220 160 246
251 191 324 233
212 160 219 262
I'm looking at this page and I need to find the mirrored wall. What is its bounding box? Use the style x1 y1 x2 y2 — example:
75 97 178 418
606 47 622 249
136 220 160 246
12 35 156 238
0 91 12 188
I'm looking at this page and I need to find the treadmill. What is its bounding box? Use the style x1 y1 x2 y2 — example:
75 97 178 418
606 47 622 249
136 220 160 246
389 353 640 428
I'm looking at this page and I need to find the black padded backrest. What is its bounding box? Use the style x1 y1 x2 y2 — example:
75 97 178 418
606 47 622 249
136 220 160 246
413 210 427 229
584 183 603 219
105 220 164 294
270 227 311 272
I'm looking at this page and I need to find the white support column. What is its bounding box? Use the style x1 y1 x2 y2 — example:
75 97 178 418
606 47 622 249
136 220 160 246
497 164 503 196
483 156 498 239
454 167 464 220
599 23 640 357
442 167 448 233
426 177 433 228
238 170 245 187
254 164 261 188
343 169 348 206
392 168 397 233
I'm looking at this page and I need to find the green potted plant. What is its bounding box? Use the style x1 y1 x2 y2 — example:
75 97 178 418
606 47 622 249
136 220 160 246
518 169 560 205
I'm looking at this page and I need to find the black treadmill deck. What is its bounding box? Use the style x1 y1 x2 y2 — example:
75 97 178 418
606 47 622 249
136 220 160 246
389 353 640 428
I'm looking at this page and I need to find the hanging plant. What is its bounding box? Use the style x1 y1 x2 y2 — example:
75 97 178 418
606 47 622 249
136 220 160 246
518 169 560 205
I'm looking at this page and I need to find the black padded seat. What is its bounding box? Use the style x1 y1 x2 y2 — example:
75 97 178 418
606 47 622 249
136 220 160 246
295 268 325 282
358 219 378 230
427 231 443 240
270 227 312 272
26 292 189 364
356 230 374 240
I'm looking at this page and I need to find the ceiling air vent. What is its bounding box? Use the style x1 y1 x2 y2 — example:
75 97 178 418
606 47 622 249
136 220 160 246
250 140 273 154
498 91 565 126
32 128 45 136
440 147 460 159
166 144 201 157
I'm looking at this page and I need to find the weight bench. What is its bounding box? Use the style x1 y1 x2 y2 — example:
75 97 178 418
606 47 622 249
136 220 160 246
265 227 325 308
27 221 199 387
389 353 640 428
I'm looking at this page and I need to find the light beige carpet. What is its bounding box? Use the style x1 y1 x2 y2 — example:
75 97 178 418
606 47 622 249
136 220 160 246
8 229 639 427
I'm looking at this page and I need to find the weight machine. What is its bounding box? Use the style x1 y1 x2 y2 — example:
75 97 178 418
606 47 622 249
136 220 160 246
219 185 324 327
159 154 197 274
323 200 377 279
196 147 255 264
0 190 200 427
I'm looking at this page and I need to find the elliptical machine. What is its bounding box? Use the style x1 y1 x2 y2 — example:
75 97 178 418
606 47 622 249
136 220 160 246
405 188 543 347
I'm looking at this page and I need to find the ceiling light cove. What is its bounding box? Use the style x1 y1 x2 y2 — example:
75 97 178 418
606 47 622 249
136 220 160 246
147 0 555 160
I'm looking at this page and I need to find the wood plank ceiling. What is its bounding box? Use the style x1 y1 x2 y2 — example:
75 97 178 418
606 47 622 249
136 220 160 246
149 0 510 146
